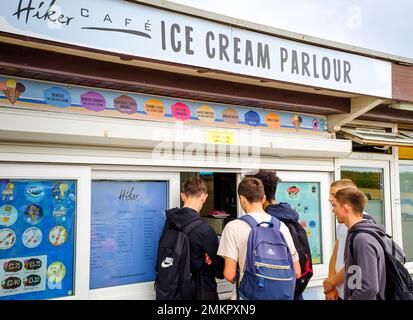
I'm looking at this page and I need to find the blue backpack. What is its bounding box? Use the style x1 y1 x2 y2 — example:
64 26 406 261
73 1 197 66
237 215 296 300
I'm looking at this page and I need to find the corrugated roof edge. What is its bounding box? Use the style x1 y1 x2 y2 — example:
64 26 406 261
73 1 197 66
130 0 413 66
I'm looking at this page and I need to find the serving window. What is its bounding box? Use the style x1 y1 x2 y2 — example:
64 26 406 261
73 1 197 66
180 172 238 236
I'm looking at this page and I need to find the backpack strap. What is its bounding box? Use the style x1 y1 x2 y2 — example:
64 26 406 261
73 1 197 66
239 214 280 230
349 229 385 260
182 218 204 235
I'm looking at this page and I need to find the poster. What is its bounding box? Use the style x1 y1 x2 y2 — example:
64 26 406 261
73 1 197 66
90 181 168 289
276 182 322 264
0 180 76 300
0 75 329 136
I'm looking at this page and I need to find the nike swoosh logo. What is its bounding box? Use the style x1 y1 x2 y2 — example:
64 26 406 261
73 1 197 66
161 261 173 268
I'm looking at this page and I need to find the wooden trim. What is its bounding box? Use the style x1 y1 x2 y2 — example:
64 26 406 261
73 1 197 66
361 105 413 125
392 63 413 102
0 41 350 115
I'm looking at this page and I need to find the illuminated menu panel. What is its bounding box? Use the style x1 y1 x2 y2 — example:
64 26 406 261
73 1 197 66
90 181 168 289
0 180 76 300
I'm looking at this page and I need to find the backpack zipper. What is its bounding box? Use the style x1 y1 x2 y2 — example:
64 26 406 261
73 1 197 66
255 262 291 270
254 273 294 281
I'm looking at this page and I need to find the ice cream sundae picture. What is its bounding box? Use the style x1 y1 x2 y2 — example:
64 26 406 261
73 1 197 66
287 185 301 199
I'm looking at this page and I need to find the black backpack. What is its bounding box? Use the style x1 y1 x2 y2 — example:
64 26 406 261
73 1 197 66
155 218 204 300
349 230 413 300
282 220 313 296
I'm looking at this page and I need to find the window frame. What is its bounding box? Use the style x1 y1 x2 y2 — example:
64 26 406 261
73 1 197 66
399 160 413 271
339 128 413 147
338 158 392 233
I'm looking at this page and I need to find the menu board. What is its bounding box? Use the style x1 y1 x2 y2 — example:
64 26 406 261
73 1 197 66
90 181 168 289
276 182 322 264
0 180 76 300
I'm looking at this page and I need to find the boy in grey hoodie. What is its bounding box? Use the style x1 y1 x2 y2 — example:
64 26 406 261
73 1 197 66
331 187 386 300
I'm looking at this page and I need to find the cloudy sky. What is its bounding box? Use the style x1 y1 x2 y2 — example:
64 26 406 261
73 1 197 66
170 0 413 61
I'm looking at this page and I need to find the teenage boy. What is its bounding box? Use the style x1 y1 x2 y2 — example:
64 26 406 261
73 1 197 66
324 179 376 300
331 187 386 300
163 177 224 299
217 177 300 300
249 169 308 300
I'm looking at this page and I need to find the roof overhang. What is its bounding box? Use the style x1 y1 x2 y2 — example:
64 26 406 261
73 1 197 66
339 128 413 147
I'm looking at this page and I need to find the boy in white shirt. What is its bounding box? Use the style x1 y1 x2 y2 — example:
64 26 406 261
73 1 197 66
217 177 301 300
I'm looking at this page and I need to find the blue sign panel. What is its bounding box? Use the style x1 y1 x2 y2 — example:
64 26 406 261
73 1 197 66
43 87 72 108
90 181 168 289
0 179 76 300
244 110 261 127
276 182 322 265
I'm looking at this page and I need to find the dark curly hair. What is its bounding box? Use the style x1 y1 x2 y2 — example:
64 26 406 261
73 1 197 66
246 169 281 201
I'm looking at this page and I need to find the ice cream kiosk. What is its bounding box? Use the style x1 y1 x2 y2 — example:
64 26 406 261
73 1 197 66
1 0 413 300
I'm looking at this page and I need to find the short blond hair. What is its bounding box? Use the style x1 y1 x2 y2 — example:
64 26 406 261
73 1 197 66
331 179 357 189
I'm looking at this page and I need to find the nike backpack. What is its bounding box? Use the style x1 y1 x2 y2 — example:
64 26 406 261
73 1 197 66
237 215 296 300
282 219 313 296
155 218 204 300
349 230 413 300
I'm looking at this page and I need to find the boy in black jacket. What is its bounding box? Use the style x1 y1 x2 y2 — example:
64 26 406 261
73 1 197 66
163 177 224 299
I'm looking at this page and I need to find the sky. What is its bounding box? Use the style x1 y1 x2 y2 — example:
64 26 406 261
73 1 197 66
170 0 413 61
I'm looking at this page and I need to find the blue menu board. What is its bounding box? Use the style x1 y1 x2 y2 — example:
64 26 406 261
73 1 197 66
276 182 322 264
90 181 168 289
0 180 76 300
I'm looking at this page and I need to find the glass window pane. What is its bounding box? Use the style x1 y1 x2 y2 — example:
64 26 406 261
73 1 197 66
340 167 385 225
276 182 323 265
90 180 168 289
400 165 413 262
0 179 76 300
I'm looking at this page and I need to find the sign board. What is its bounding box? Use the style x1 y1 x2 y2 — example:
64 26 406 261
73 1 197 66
276 182 322 264
0 179 76 300
90 180 168 289
0 76 329 135
0 0 392 98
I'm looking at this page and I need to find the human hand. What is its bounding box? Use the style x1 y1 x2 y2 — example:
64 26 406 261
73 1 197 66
204 253 212 265
325 288 339 300
323 278 335 294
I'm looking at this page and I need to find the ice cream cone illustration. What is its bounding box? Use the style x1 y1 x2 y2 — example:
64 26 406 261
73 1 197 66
2 183 14 201
291 115 303 131
4 88 19 104
2 80 25 104
59 183 68 198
